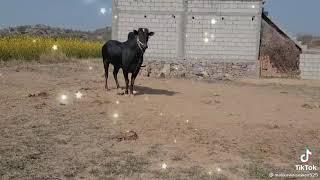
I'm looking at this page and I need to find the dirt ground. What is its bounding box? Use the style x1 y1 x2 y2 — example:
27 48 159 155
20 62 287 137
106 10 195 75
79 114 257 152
1 60 320 180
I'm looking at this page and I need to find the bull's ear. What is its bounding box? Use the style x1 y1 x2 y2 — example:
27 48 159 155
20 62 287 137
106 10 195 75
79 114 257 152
149 32 155 36
133 30 138 35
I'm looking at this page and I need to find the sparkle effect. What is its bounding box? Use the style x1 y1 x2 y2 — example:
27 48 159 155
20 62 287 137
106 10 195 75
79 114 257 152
251 5 255 8
186 120 189 123
75 91 83 99
100 8 107 15
89 66 93 70
113 113 119 118
204 38 209 43
217 167 222 172
211 18 217 24
32 39 36 43
61 94 67 100
161 163 168 169
52 45 58 51
114 15 118 19
116 100 120 104
174 139 177 143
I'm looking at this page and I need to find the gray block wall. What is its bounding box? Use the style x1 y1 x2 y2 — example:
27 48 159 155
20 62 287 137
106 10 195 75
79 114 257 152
112 0 262 63
300 53 320 80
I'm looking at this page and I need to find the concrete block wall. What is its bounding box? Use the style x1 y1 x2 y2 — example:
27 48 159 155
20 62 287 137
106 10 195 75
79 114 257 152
185 0 262 62
113 0 262 63
300 53 320 80
187 0 261 14
114 0 184 59
117 13 181 58
117 0 184 12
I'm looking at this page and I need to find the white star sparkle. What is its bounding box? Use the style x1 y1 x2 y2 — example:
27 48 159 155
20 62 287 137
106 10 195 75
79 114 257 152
75 91 83 99
52 45 58 51
161 163 167 169
208 171 213 176
61 94 67 100
100 8 107 15
251 5 255 8
113 113 119 118
186 120 189 123
217 167 222 172
116 100 120 104
211 18 217 24
89 66 93 70
114 15 118 19
204 38 209 43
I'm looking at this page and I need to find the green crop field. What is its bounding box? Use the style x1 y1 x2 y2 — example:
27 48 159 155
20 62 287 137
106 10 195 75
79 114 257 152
0 36 103 61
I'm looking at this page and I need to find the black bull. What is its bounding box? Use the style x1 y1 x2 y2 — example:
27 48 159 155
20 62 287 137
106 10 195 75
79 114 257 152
102 28 154 95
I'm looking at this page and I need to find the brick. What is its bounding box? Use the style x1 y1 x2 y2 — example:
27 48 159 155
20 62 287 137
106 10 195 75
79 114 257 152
115 0 262 62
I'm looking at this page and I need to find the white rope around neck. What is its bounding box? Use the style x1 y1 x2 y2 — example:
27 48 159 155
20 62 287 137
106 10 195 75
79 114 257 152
136 37 146 52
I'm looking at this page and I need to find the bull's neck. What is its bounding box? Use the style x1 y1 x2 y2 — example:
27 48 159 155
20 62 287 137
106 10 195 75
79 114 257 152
128 38 145 55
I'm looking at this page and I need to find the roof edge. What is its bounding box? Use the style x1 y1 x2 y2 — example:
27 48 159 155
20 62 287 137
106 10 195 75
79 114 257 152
262 12 303 51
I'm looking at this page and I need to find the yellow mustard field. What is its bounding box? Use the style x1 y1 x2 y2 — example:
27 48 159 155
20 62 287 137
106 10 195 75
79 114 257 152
0 36 103 61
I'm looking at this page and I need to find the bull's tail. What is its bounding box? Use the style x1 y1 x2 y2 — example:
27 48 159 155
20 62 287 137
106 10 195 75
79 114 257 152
102 44 110 90
102 43 108 63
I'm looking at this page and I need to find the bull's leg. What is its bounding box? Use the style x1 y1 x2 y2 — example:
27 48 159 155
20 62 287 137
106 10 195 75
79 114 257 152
123 71 129 94
130 75 136 95
103 61 110 91
113 66 120 89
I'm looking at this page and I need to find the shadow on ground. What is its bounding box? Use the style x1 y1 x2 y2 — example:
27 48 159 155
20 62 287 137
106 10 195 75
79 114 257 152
134 86 178 96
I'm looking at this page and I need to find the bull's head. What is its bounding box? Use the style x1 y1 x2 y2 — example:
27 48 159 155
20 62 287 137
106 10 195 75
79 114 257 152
134 28 154 51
